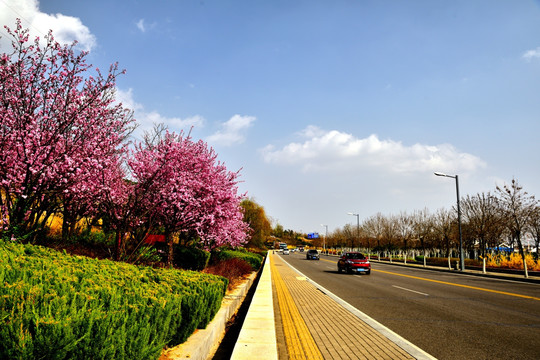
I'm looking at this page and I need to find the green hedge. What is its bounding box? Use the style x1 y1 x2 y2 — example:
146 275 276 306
173 246 211 271
0 241 228 360
211 249 263 271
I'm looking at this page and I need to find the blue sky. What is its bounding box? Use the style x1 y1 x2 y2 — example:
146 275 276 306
2 0 540 235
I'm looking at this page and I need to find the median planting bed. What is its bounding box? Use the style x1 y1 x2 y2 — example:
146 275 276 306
210 249 264 271
0 240 228 360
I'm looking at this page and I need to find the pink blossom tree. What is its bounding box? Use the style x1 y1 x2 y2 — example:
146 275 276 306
0 20 134 240
92 155 156 261
0 21 247 262
131 130 249 264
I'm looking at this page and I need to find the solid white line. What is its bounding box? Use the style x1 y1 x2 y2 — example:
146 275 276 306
392 285 429 296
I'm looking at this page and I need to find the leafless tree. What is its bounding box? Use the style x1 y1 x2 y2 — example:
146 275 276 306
433 207 455 257
395 211 413 250
495 178 537 277
411 208 434 252
328 224 354 249
362 212 386 251
528 205 540 259
381 214 399 251
342 223 356 248
460 192 502 257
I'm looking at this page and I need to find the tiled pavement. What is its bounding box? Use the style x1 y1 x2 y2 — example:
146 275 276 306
270 254 434 360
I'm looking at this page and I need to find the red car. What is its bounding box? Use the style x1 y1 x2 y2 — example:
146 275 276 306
337 252 371 275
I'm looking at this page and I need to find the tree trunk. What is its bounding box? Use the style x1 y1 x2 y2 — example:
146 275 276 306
115 230 124 261
62 207 75 242
480 236 486 258
516 231 529 278
535 234 540 261
166 230 174 267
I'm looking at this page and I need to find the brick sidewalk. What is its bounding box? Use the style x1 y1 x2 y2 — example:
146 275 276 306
271 254 425 360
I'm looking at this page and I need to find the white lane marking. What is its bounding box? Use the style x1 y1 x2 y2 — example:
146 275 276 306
392 285 429 296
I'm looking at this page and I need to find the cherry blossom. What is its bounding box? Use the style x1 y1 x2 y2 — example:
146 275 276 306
0 20 134 238
1 22 248 260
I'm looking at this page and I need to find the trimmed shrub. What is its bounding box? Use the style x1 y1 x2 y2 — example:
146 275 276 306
0 240 228 360
173 246 211 271
210 249 263 271
205 258 254 290
246 247 268 258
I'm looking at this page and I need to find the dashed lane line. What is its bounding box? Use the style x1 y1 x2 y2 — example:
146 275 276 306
392 285 429 296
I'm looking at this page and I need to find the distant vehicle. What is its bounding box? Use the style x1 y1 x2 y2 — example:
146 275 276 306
298 246 305 252
337 252 371 274
306 249 320 260
283 249 290 255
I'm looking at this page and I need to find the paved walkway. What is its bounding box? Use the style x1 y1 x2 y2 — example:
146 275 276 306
270 253 434 360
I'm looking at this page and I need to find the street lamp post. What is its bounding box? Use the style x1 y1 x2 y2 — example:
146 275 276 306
347 212 360 252
434 172 465 271
321 224 328 253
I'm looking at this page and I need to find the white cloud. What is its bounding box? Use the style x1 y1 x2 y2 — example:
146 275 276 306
252 126 494 234
0 0 96 51
297 125 326 138
136 19 146 33
116 88 205 139
206 114 256 146
135 18 157 33
260 126 486 174
522 47 540 61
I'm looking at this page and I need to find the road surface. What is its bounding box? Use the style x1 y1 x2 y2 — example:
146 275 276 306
279 251 540 360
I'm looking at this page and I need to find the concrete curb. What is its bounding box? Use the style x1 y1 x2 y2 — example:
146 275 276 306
231 255 278 360
160 270 258 360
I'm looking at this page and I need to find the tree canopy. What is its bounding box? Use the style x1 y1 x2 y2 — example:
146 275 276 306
240 198 271 249
0 22 249 261
0 20 133 239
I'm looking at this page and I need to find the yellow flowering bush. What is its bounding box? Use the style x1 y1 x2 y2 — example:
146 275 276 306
486 253 540 271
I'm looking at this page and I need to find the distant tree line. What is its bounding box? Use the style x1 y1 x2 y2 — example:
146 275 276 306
315 178 539 270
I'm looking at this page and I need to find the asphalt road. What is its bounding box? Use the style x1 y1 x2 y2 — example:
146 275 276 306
279 252 540 360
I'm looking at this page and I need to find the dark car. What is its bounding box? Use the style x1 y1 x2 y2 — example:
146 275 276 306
306 249 320 260
337 252 371 274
